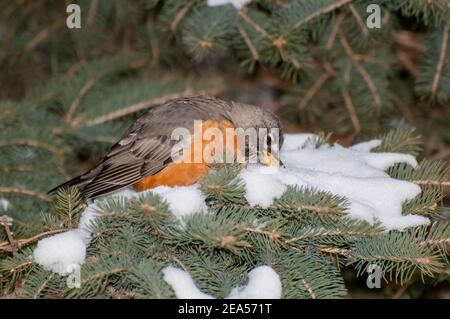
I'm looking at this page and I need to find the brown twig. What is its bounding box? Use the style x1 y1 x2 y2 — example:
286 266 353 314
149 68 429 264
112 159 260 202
63 60 87 81
326 13 345 49
339 33 382 108
342 62 361 134
286 229 379 244
75 89 220 127
238 8 270 38
9 260 34 274
33 273 55 299
342 88 361 134
0 215 17 254
392 282 410 299
428 148 450 161
316 247 434 268
286 54 301 69
0 228 69 252
302 279 316 299
146 11 160 62
80 267 129 286
66 77 100 125
418 238 450 247
396 51 419 78
0 187 51 203
292 0 352 29
393 31 424 53
25 19 66 53
0 139 63 156
107 286 138 299
242 227 281 240
298 71 333 110
391 92 415 123
237 24 260 61
413 180 450 187
87 0 99 27
171 1 194 32
317 246 352 256
431 22 449 97
212 201 341 214
348 4 369 37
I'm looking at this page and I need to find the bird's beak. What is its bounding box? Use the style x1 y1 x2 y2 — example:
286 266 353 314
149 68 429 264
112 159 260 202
261 150 285 168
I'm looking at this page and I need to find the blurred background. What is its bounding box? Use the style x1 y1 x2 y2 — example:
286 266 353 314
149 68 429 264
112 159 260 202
0 0 449 298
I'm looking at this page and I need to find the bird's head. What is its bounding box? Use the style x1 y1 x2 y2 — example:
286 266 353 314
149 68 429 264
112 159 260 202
230 102 284 168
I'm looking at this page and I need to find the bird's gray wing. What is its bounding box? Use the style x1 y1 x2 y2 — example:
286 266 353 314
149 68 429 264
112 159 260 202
79 134 174 198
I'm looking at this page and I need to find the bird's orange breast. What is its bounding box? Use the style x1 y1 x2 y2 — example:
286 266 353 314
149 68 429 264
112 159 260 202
133 120 238 191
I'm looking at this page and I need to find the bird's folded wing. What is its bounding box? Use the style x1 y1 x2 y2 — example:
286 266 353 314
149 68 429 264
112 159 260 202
80 134 174 198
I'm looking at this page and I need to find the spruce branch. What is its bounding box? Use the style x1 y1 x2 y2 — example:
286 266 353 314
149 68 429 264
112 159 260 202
285 220 381 245
0 216 17 254
25 19 66 53
348 3 369 38
298 70 333 110
326 12 346 49
238 8 270 38
237 24 260 61
402 186 443 217
65 76 101 125
74 89 219 127
290 0 352 30
53 187 85 228
32 272 56 299
0 187 51 203
273 186 348 218
375 128 423 156
430 22 449 97
342 61 361 134
86 0 100 27
170 1 195 32
339 32 382 108
388 159 450 186
0 140 63 156
416 24 450 103
0 228 69 253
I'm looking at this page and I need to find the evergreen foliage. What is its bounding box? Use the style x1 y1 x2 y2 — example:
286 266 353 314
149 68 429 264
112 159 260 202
1 129 449 298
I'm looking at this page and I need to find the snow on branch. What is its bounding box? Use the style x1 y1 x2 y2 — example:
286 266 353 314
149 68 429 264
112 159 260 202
29 134 433 293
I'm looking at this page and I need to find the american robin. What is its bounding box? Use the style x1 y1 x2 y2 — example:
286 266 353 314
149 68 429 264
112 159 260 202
50 96 284 199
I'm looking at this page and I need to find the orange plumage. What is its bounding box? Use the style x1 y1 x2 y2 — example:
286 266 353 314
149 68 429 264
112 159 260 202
133 120 238 191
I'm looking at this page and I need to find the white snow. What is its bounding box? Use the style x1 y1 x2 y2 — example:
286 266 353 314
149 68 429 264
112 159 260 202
240 134 429 231
162 265 282 299
77 202 101 243
33 185 207 274
207 0 252 9
33 230 86 275
33 200 102 275
349 139 381 152
162 266 215 299
227 265 282 299
33 203 100 274
149 186 207 220
0 198 11 210
281 133 317 151
106 185 207 220
241 166 287 208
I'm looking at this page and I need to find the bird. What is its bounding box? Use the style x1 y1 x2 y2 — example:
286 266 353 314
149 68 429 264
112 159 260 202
49 95 284 199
